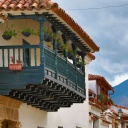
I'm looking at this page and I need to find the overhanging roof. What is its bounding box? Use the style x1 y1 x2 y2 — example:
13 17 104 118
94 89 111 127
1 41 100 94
0 0 99 52
89 74 113 91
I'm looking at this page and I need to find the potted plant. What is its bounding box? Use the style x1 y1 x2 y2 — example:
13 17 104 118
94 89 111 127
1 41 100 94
44 28 53 42
2 24 17 40
21 27 36 37
76 61 82 68
97 94 105 103
9 56 22 71
106 98 114 105
67 51 73 60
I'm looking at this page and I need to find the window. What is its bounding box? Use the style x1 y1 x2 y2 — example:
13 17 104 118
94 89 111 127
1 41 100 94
58 127 63 128
93 119 99 128
76 127 82 128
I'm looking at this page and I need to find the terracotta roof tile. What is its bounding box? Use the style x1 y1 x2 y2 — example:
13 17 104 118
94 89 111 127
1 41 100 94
0 0 99 52
114 104 128 110
89 74 113 91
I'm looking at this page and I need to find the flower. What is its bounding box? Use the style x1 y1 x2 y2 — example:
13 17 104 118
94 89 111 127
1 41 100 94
10 56 22 64
10 56 15 64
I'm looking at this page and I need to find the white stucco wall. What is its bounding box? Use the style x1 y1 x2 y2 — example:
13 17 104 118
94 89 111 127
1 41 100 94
100 122 109 128
19 101 89 128
19 103 47 128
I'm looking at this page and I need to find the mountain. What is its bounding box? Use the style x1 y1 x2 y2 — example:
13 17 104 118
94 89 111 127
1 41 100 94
110 79 128 107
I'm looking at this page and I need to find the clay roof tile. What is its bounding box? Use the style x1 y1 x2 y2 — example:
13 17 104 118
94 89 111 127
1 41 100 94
0 0 99 52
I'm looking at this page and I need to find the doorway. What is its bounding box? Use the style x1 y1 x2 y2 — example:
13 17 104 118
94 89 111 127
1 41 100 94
23 39 30 66
1 120 19 128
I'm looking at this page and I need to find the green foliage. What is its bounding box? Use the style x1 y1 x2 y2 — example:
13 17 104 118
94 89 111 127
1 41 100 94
98 94 105 104
107 98 114 105
21 27 37 35
3 24 17 37
77 61 86 65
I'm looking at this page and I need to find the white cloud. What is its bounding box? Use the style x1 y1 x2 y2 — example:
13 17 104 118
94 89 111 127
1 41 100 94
52 0 128 85
109 74 128 86
99 59 128 74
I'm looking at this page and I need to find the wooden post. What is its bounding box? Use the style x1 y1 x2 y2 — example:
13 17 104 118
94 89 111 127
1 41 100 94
53 27 58 79
72 44 78 90
82 52 85 73
37 16 45 79
38 16 45 64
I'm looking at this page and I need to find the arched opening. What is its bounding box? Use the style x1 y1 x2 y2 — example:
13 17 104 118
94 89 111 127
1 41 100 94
0 96 22 128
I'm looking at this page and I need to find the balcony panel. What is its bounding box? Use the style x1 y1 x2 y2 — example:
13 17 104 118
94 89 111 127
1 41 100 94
0 45 86 111
44 47 86 96
44 48 56 71
57 56 67 76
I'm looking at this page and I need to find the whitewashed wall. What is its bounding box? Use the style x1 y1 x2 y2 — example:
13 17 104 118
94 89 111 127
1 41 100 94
100 121 109 128
19 103 47 128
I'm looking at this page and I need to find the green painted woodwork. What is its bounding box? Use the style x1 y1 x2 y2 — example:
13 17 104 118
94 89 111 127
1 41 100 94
0 45 85 95
44 47 85 92
0 14 86 98
0 45 39 67
0 66 44 95
0 14 87 111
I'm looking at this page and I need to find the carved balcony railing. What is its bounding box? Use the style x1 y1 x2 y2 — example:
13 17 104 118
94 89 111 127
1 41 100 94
0 45 86 111
0 45 40 67
44 47 85 95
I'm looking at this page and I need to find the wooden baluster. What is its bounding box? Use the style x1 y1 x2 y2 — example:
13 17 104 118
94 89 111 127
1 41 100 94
18 48 20 61
29 48 31 66
34 48 37 66
23 48 26 66
8 49 10 65
13 48 15 65
2 49 4 67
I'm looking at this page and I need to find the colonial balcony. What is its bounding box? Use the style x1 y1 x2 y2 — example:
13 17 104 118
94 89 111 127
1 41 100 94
89 94 112 110
0 44 85 111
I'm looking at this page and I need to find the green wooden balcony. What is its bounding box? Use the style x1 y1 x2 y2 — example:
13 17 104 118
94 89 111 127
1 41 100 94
0 44 85 111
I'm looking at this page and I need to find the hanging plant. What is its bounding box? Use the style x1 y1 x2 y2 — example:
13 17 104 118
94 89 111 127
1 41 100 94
21 20 36 37
2 23 17 40
44 28 53 42
56 38 64 50
67 51 74 60
22 27 36 37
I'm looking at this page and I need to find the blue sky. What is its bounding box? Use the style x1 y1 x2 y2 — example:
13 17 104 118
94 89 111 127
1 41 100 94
53 0 128 86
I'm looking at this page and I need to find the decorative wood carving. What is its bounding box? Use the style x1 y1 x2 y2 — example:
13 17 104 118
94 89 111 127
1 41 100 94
0 96 22 122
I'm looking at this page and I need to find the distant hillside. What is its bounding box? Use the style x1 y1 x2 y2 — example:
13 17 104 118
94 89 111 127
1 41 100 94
110 79 128 107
